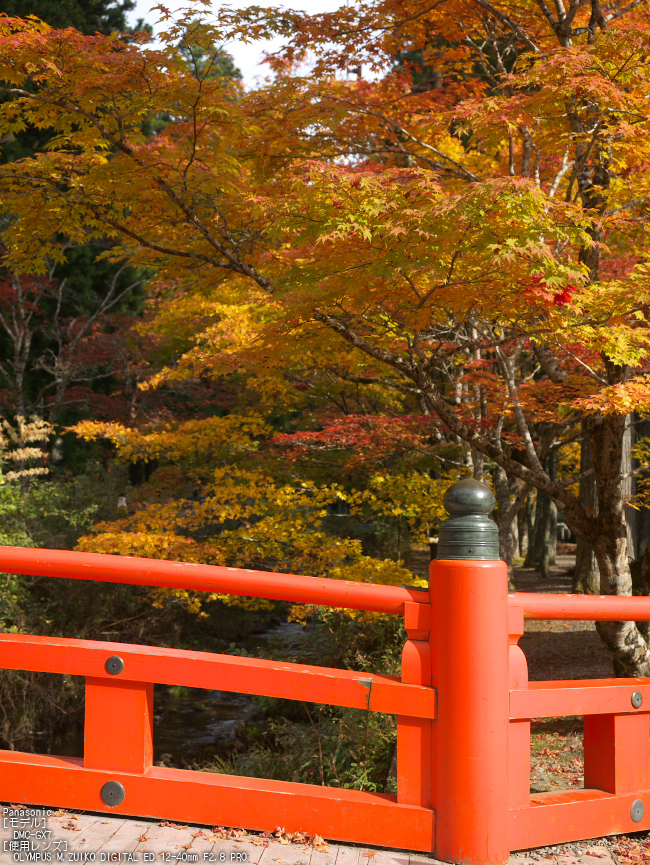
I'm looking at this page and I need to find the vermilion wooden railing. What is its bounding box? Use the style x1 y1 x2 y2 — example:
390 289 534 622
0 544 650 865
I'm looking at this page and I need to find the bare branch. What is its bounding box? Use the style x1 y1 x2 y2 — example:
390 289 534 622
471 0 540 52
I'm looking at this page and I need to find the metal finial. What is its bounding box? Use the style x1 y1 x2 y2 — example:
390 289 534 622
436 478 500 561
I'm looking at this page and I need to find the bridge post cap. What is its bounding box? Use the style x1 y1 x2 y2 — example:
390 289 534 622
436 478 500 561
442 478 496 516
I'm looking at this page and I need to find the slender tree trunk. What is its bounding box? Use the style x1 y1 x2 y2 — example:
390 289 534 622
511 498 520 558
524 493 536 566
538 452 557 576
632 541 650 644
632 415 650 560
539 498 557 576
493 466 520 590
550 505 557 566
525 490 542 568
629 414 650 642
535 493 550 575
471 447 484 483
623 414 636 558
517 500 529 560
574 429 600 593
532 455 557 578
574 541 599 594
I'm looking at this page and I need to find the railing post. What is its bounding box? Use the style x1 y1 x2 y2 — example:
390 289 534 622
429 478 510 865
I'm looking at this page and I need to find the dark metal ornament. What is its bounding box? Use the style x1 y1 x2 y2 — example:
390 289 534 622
105 655 124 675
436 478 500 561
632 690 643 709
100 780 126 807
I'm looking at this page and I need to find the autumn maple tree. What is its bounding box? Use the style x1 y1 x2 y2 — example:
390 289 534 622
2 1 650 674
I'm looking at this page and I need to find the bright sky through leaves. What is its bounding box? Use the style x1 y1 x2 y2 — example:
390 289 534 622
129 0 351 87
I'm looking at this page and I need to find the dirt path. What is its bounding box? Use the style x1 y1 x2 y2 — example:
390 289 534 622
514 554 617 681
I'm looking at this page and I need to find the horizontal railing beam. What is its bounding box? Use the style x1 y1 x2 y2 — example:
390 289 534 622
0 546 429 614
0 751 436 853
510 592 650 620
510 788 650 850
0 633 436 718
510 679 650 718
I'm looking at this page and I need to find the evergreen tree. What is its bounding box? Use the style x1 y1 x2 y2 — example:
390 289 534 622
0 0 136 35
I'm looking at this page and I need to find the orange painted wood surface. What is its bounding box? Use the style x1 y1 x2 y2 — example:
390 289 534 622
510 679 650 718
0 633 436 718
431 558 510 865
403 601 431 640
508 608 530 810
509 788 650 850
397 639 432 807
509 720 531 809
508 604 524 640
584 712 650 794
0 750 436 853
511 592 650 621
84 678 154 774
0 546 428 613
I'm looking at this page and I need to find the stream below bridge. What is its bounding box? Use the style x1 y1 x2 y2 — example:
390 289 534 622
40 620 311 767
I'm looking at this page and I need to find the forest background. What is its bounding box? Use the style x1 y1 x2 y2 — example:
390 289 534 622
2 0 650 791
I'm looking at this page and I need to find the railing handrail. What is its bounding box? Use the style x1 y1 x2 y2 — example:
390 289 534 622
0 545 429 614
4 546 650 620
510 591 650 621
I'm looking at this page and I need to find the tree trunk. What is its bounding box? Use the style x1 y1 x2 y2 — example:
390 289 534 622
524 490 542 568
587 412 650 676
631 541 650 644
535 493 550 576
573 430 600 594
532 455 557 578
538 452 557 576
623 414 635 557
517 501 528 560
629 414 650 642
471 447 484 483
539 498 557 577
494 465 518 591
574 541 599 594
511 497 520 558
631 415 650 560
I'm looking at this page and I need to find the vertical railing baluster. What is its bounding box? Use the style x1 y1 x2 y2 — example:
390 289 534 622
397 601 433 811
584 710 650 794
85 676 154 775
508 604 531 808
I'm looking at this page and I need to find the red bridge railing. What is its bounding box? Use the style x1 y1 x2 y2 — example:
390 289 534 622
0 537 650 863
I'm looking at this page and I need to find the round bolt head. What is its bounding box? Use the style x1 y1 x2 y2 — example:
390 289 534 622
100 780 125 807
632 691 643 709
631 799 644 823
105 655 124 675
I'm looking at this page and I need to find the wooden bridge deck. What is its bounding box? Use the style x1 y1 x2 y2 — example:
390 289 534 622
0 807 616 865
